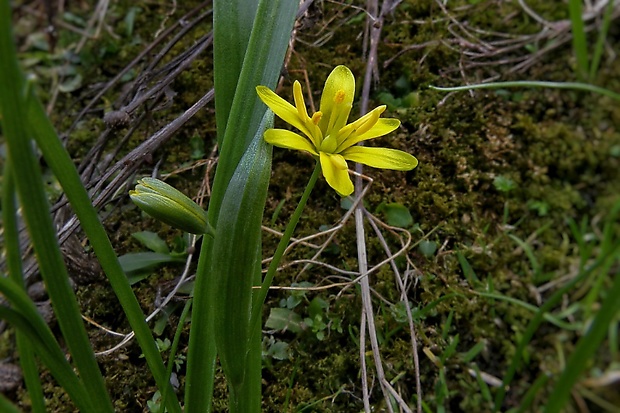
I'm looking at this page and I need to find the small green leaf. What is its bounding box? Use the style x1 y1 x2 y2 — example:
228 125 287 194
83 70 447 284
527 200 550 216
308 297 328 320
456 252 481 287
124 7 141 38
378 202 413 227
269 341 290 360
265 308 303 333
340 197 354 210
391 300 413 324
271 199 286 225
419 240 438 257
493 175 517 193
132 231 170 254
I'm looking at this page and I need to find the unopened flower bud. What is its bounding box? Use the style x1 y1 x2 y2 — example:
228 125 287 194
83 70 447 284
130 177 212 235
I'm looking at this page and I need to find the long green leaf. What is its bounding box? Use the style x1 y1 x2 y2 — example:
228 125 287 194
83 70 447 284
185 0 297 410
209 0 298 222
0 3 113 411
211 112 273 411
213 0 259 145
2 162 46 413
0 393 22 413
25 97 183 412
0 283 94 411
0 14 181 412
568 0 588 80
589 0 615 79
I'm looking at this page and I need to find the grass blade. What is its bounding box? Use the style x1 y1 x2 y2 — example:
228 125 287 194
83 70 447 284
0 283 94 411
2 162 46 413
544 202 620 413
1 3 180 411
589 0 615 79
0 4 113 410
429 81 620 101
23 66 183 413
568 0 589 80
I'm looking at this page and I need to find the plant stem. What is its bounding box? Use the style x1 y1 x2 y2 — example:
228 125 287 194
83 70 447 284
249 162 322 332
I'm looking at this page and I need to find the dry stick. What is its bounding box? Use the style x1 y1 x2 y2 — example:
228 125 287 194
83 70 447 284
444 0 620 79
78 31 214 179
357 0 416 411
359 1 377 406
364 209 422 409
74 0 111 53
64 2 211 138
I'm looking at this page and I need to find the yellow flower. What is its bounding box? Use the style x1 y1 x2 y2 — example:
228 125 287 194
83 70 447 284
256 65 418 196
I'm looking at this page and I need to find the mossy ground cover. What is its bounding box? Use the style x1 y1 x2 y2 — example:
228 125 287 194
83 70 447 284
4 0 620 411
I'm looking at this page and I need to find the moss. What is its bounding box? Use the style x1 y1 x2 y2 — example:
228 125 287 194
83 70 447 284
8 0 620 411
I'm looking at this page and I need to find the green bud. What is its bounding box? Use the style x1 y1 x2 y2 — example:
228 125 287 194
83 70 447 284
129 177 212 235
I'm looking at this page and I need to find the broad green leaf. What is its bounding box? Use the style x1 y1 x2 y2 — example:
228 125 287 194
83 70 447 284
378 202 413 227
118 252 183 274
132 231 170 254
265 308 303 333
211 113 273 391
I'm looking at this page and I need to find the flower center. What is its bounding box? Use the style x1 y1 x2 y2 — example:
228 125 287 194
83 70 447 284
319 134 338 153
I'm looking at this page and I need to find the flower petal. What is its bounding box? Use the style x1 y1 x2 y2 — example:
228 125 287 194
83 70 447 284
336 118 401 152
318 66 354 136
341 146 418 170
293 81 323 147
264 129 318 155
256 85 314 139
319 152 354 196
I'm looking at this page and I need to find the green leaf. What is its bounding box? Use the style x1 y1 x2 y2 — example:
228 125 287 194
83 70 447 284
456 252 481 287
118 252 183 274
493 175 517 193
378 202 413 227
190 135 206 160
210 112 273 392
58 73 82 93
461 341 485 363
308 297 328 320
265 308 303 333
10 41 180 413
0 6 114 410
185 0 298 410
265 340 289 361
132 231 170 254
419 240 438 257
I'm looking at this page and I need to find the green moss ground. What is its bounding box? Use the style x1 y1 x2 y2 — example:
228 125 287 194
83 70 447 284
5 0 620 411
